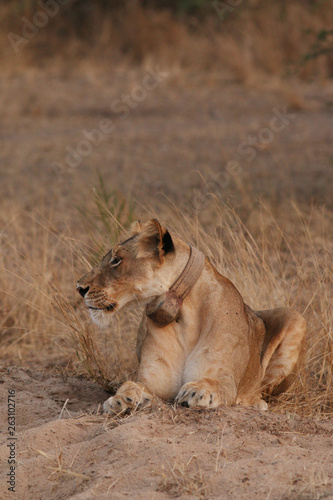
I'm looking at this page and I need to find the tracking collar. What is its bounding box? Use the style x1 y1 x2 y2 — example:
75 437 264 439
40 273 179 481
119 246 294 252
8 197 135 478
146 245 205 327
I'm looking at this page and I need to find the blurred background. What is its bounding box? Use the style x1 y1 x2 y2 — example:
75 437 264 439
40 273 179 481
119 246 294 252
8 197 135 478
1 0 333 211
0 0 332 414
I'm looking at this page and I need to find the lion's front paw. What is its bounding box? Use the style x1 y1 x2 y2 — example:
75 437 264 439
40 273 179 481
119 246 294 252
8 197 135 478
103 381 152 414
175 381 219 408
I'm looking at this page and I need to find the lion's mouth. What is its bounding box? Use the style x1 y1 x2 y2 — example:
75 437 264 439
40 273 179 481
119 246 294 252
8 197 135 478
88 304 117 312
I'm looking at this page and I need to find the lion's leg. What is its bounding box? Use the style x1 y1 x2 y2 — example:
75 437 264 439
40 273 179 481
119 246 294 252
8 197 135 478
135 326 188 401
103 381 155 414
258 308 306 396
175 316 250 409
104 318 187 413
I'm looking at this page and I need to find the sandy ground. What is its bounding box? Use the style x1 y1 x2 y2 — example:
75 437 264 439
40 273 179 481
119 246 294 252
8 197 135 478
0 367 332 499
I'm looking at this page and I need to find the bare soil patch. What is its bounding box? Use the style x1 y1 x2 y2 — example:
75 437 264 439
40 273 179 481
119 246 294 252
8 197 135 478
1 368 332 499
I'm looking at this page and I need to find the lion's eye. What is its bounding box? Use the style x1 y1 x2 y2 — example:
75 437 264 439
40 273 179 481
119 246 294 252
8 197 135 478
110 256 122 267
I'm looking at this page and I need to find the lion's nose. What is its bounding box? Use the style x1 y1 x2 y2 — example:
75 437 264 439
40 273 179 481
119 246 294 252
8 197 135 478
77 285 90 298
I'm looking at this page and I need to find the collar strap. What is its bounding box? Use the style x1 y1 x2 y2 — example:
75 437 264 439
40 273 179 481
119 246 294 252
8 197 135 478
146 245 205 327
170 245 206 299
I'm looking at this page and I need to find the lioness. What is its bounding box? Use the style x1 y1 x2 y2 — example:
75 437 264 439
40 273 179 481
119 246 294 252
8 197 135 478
77 219 306 412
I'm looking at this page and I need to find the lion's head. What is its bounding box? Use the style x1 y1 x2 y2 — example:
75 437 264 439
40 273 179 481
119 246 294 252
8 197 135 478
77 219 188 326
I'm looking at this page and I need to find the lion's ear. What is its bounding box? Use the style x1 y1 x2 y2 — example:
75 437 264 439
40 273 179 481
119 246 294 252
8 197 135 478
129 220 142 236
136 219 174 260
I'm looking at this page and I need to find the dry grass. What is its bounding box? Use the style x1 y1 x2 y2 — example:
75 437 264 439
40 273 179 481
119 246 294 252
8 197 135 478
1 2 332 81
158 458 207 498
0 187 332 417
0 198 138 382
36 446 90 482
288 462 331 500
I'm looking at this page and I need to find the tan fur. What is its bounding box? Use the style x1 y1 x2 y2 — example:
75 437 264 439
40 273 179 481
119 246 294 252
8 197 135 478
76 219 306 413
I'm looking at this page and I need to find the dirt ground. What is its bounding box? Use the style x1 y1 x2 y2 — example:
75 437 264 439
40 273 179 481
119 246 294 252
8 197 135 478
0 367 332 500
0 65 333 499
0 368 333 500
